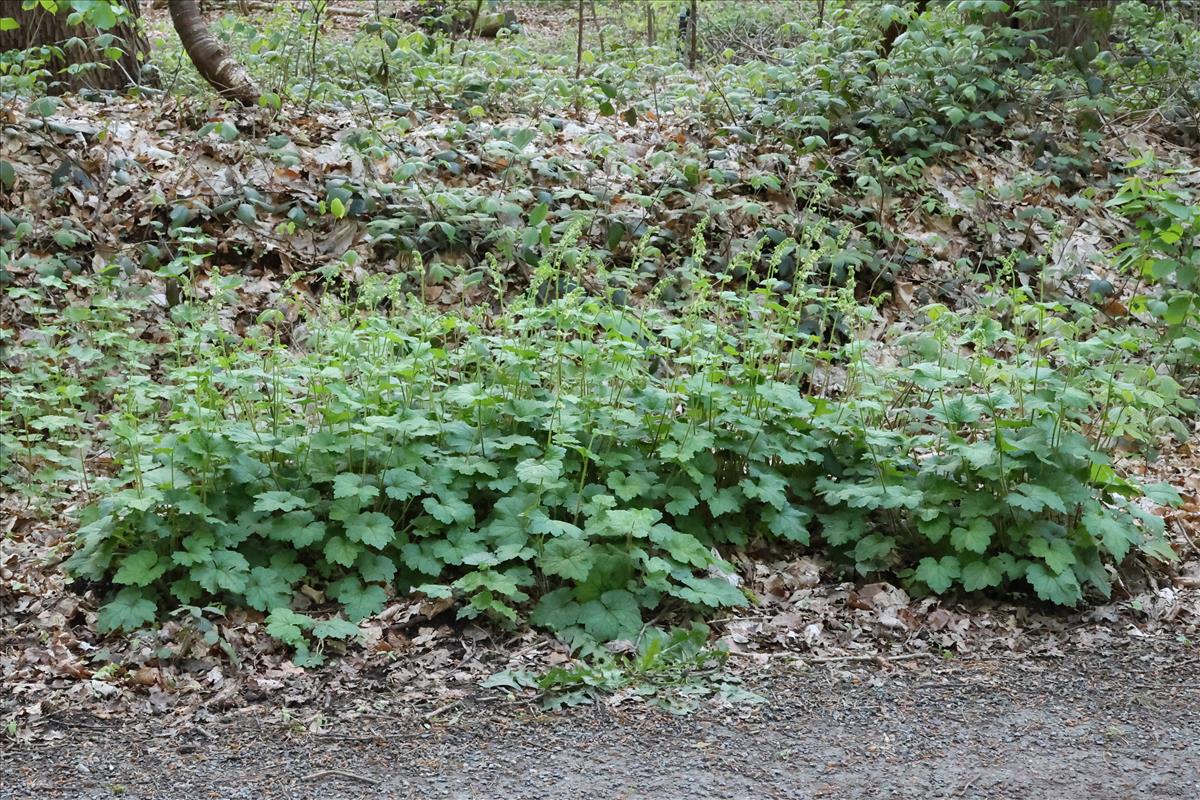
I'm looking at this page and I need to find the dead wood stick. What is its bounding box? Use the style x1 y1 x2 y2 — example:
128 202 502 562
806 652 937 664
423 700 461 721
301 769 380 786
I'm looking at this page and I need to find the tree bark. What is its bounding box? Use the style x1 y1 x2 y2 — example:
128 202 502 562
970 0 1116 53
687 0 697 69
0 0 153 92
879 0 927 58
168 0 259 105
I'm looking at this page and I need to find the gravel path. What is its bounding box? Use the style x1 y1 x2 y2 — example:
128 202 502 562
4 638 1197 800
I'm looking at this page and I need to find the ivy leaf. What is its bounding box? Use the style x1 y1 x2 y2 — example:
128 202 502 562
324 535 361 568
97 588 157 632
607 470 653 501
170 578 202 604
960 558 1004 591
540 537 594 581
649 526 710 568
819 512 864 547
764 506 809 543
270 552 307 583
463 589 519 622
383 468 424 501
313 617 363 640
950 518 994 555
113 550 167 587
333 473 362 498
334 473 379 503
1029 537 1076 574
402 541 443 575
579 589 642 641
600 508 660 539
530 515 582 538
674 575 746 607
422 496 474 525
244 566 293 611
253 491 309 513
1008 484 1066 514
918 515 950 544
286 518 326 547
1025 562 1082 606
191 550 250 594
356 551 397 583
664 487 699 516
265 608 314 646
530 587 582 630
262 511 325 547
1082 511 1136 561
292 643 325 668
345 511 394 548
516 457 562 485
706 487 741 517
1141 482 1181 506
853 533 895 566
915 556 961 594
330 576 387 621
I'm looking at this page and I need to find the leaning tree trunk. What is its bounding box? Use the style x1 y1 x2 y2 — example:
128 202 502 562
972 0 1115 53
0 0 153 92
168 0 259 105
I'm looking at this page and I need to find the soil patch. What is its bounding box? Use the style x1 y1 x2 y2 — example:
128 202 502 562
4 637 1196 800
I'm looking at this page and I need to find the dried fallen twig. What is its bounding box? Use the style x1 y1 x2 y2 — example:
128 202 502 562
806 652 938 665
301 769 380 786
423 700 461 721
302 767 376 786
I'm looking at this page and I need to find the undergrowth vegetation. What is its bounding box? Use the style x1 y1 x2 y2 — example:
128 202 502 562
5 219 1192 659
2 0 1199 663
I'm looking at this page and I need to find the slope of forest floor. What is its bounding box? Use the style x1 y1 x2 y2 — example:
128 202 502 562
4 2 1200 787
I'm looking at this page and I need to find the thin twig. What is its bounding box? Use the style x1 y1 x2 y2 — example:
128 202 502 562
301 769 380 786
422 701 461 721
806 652 937 664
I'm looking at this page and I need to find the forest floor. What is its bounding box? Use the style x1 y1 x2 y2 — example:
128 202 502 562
3 635 1198 800
4 4 1200 798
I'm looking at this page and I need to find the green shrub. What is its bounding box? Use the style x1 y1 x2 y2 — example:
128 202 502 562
60 234 1182 658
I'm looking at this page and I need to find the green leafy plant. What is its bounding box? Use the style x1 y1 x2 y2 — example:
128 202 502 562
48 228 1182 656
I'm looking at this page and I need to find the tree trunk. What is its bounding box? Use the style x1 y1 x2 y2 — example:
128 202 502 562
168 0 259 105
971 0 1115 53
1035 0 1114 52
0 0 153 92
687 0 697 69
879 0 928 58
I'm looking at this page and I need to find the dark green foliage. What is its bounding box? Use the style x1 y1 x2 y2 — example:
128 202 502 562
52 231 1184 651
